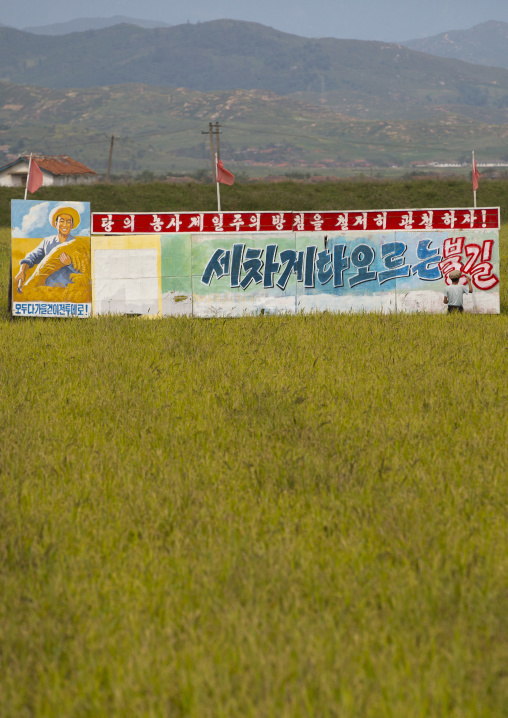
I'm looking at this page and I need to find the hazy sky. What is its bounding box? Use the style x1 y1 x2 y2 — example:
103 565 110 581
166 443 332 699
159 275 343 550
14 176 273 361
1 0 508 41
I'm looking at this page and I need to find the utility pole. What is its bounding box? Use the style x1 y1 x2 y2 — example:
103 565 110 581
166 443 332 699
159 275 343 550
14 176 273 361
201 123 215 181
201 122 221 181
106 135 115 182
215 121 221 162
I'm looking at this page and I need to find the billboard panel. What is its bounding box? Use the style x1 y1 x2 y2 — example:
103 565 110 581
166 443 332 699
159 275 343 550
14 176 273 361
91 235 161 316
88 226 500 317
12 206 492 318
11 200 91 317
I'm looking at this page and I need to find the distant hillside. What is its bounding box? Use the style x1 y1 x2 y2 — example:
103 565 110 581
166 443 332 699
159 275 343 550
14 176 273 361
23 16 171 35
403 21 508 70
1 20 508 123
1 80 508 175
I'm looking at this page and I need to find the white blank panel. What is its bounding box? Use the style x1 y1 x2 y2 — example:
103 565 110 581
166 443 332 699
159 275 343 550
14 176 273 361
94 249 159 315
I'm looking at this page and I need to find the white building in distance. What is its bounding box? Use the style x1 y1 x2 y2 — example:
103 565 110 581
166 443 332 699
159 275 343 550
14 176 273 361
0 154 97 187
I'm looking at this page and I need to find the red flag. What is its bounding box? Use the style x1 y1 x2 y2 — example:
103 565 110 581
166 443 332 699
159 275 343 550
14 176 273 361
216 159 234 186
27 159 44 194
472 157 479 192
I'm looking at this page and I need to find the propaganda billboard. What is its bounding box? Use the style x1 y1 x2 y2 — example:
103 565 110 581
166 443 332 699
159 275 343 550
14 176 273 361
11 200 92 317
89 209 500 317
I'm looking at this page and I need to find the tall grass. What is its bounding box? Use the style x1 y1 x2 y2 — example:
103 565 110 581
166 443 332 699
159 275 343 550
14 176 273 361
0 214 507 716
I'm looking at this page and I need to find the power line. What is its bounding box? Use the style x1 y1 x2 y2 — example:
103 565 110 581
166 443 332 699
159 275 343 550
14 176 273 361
219 122 451 151
20 126 196 154
18 117 458 158
37 135 112 152
127 127 198 140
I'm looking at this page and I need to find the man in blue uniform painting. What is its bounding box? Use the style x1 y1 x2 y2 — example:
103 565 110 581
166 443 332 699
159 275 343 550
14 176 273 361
15 205 81 292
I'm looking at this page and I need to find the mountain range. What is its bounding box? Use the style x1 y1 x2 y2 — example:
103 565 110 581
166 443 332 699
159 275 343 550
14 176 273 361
5 16 508 70
1 19 508 175
402 21 508 70
22 16 170 35
2 20 508 124
6 16 508 71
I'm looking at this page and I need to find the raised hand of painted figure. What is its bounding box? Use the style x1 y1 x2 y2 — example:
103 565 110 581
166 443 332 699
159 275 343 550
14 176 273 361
14 264 27 292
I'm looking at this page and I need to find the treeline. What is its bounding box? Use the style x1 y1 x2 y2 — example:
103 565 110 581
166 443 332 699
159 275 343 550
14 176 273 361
1 178 507 227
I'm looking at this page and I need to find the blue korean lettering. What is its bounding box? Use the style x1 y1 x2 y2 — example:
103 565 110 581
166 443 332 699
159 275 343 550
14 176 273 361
349 244 377 287
277 249 304 290
333 244 349 288
230 244 245 288
378 242 410 284
198 239 445 293
411 240 442 281
201 248 231 285
240 248 264 289
316 249 333 286
304 246 317 288
263 244 281 289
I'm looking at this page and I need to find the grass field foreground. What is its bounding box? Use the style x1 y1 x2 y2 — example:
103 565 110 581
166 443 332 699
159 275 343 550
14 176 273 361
1 220 508 716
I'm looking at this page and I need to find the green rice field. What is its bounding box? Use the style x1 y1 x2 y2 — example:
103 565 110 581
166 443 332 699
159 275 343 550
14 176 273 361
1 185 508 716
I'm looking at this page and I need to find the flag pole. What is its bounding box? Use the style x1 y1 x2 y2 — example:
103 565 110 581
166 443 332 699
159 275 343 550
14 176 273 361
24 153 33 200
472 150 477 209
215 152 221 213
471 150 479 313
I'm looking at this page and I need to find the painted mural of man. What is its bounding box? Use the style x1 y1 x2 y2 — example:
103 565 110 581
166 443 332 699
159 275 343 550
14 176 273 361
15 206 82 291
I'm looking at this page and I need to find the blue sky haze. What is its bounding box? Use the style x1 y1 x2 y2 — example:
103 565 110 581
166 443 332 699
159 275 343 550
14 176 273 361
1 0 507 41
